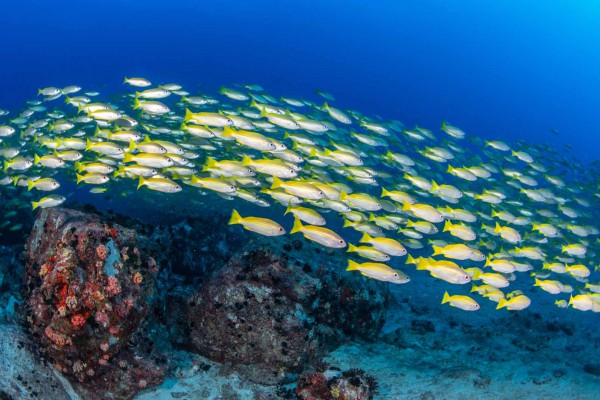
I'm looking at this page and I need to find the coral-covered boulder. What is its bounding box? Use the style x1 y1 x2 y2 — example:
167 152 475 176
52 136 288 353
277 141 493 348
186 240 389 385
24 207 160 383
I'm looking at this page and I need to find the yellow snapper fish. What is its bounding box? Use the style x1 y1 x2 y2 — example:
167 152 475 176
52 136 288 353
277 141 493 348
228 209 285 236
346 260 410 284
290 216 346 248
442 292 480 311
31 194 66 210
496 295 531 310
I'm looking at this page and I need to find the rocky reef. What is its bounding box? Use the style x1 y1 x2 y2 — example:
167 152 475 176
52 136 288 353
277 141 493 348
5 207 389 399
185 243 389 385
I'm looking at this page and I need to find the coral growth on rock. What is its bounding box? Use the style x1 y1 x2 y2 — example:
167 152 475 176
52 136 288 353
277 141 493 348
295 367 378 400
23 207 165 397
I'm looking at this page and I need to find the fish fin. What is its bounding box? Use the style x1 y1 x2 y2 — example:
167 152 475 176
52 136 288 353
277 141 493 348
443 220 451 232
85 138 92 151
137 176 145 190
123 153 133 163
401 201 411 212
33 154 40 165
203 157 217 172
27 180 35 191
339 191 347 201
381 187 389 197
496 298 507 309
432 245 442 256
133 94 141 110
76 173 83 184
184 108 193 123
346 259 360 271
290 216 303 234
31 201 39 210
221 126 234 137
494 223 501 234
228 209 243 225
430 180 439 193
241 155 252 167
441 291 450 304
342 219 354 228
127 140 137 153
359 232 372 244
284 202 293 215
368 213 376 222
347 243 357 253
406 254 416 265
271 176 283 189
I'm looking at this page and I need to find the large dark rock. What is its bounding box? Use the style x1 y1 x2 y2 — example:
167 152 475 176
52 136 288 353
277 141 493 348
24 207 164 396
186 240 389 385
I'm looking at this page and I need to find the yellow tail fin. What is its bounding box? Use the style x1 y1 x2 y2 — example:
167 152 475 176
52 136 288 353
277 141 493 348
347 243 358 253
359 232 372 244
290 215 304 234
496 298 507 309
441 291 450 304
271 176 283 189
346 259 360 271
228 209 243 225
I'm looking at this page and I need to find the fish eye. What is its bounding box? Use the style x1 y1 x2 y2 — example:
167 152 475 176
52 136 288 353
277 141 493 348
394 273 399 277
279 227 284 231
338 240 344 244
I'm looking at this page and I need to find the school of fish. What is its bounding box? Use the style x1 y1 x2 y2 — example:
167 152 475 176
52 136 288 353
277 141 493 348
1 77 599 313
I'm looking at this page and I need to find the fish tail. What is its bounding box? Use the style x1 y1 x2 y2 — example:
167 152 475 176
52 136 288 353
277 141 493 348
137 176 145 190
339 191 347 201
346 259 360 271
496 298 507 310
184 108 193 122
470 284 479 293
128 140 136 153
228 209 243 225
123 153 133 163
381 187 389 197
342 219 354 228
401 201 411 212
494 223 501 234
406 254 416 265
359 232 372 244
221 126 234 137
33 154 41 165
347 243 357 253
203 157 217 172
368 213 376 222
76 173 83 184
290 215 303 234
85 138 92 151
2 160 8 172
27 180 34 191
432 245 442 256
271 176 283 189
284 202 293 215
430 180 439 193
443 220 451 232
441 291 450 304
31 201 39 210
241 155 252 167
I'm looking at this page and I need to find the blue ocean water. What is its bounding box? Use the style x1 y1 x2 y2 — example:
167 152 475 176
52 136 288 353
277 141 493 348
2 1 600 161
1 2 600 399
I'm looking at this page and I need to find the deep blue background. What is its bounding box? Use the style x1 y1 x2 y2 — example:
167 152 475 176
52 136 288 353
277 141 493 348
1 1 599 161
